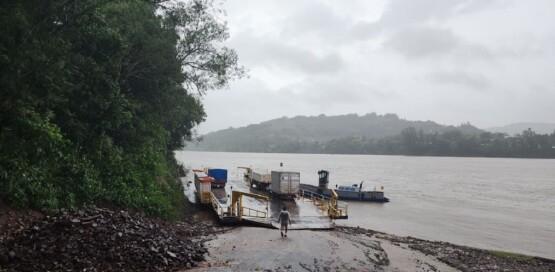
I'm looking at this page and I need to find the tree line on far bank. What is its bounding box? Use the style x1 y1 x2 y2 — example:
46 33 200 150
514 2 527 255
196 128 555 159
321 128 555 158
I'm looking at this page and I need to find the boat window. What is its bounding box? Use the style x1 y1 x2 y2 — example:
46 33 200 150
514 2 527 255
338 186 356 191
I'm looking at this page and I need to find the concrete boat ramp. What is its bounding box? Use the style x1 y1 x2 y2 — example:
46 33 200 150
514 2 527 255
244 198 335 230
188 227 460 272
184 178 343 230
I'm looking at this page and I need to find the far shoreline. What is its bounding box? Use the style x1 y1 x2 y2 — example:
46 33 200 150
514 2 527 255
180 149 555 160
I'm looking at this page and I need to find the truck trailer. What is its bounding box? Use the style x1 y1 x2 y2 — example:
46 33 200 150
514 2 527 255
270 171 300 199
239 167 272 191
207 168 227 188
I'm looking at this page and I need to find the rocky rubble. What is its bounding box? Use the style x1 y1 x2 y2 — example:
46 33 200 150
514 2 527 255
403 238 555 272
0 204 43 243
337 227 555 272
0 207 216 272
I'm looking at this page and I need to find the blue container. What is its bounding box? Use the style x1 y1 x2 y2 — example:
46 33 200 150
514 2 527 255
207 168 228 182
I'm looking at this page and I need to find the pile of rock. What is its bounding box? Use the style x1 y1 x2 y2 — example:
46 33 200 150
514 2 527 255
377 231 555 272
337 226 555 272
0 207 214 271
406 240 555 272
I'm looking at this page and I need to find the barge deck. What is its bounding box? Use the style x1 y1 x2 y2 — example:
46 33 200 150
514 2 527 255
186 177 346 229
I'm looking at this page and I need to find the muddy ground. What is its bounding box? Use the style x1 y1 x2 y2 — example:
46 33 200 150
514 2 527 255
190 226 555 272
2 202 553 272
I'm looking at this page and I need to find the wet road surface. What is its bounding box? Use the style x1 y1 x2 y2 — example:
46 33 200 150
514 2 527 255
188 227 459 272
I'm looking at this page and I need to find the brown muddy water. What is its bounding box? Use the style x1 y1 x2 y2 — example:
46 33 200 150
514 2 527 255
176 151 555 259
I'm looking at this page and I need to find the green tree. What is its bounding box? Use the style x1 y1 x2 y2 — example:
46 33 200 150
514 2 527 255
0 0 242 218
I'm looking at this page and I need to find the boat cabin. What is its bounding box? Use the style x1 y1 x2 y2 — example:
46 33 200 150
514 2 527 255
337 185 360 192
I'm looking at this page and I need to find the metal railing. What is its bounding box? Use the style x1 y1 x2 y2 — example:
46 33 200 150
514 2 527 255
300 189 330 201
206 190 270 221
299 189 348 219
209 192 228 217
299 190 329 212
329 201 348 218
241 206 267 218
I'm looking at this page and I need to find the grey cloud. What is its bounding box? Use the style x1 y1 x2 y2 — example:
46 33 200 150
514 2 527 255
430 71 490 90
379 0 506 27
456 43 493 60
281 2 346 37
350 22 381 41
384 27 459 58
279 2 364 46
454 0 512 14
285 82 364 105
196 0 555 133
230 32 344 74
383 26 493 60
351 0 510 40
278 77 397 110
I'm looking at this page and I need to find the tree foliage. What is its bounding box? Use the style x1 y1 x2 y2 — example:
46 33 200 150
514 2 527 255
0 0 242 218
319 128 555 158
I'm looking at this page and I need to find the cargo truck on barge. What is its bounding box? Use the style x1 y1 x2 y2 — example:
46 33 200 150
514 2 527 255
207 168 227 188
238 167 272 191
270 171 300 199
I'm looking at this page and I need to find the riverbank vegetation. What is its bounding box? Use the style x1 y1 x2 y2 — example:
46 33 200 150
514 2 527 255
320 127 555 158
0 0 242 218
219 127 555 158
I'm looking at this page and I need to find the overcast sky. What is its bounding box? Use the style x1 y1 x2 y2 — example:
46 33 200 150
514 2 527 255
196 0 555 134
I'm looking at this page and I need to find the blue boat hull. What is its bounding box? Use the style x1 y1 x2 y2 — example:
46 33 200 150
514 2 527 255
300 184 389 202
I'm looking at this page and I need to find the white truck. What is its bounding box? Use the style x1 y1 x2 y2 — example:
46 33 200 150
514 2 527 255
270 171 300 199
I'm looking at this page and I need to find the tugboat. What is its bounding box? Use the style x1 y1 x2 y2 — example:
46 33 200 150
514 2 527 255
334 182 388 201
300 170 389 202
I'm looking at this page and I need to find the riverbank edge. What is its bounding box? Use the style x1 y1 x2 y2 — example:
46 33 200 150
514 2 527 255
1 205 554 271
335 226 555 271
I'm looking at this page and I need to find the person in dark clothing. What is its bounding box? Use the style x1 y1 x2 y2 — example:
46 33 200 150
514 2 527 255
278 206 291 237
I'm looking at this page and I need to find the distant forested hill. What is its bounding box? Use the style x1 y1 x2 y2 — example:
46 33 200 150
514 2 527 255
188 113 483 152
188 114 555 158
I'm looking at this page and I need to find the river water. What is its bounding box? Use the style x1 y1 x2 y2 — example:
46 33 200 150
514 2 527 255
175 151 555 259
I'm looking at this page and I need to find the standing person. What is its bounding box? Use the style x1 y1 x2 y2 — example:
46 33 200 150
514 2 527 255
278 206 291 237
